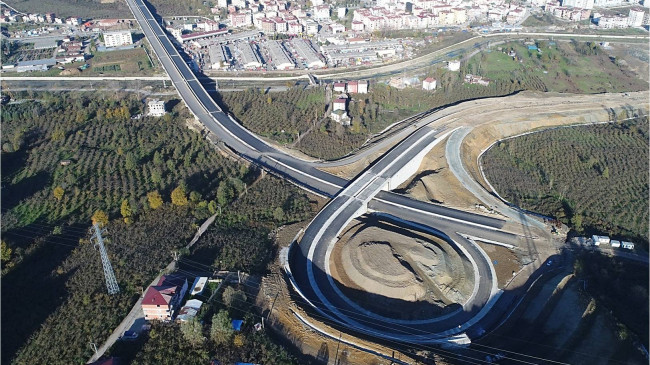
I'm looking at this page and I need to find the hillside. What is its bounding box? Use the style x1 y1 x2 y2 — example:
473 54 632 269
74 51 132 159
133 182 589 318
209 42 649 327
481 117 649 247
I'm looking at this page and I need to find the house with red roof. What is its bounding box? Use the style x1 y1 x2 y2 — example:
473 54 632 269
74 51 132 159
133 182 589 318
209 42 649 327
141 274 189 321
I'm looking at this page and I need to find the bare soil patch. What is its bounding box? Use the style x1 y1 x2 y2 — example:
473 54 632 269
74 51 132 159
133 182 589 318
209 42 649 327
475 241 522 288
329 217 474 320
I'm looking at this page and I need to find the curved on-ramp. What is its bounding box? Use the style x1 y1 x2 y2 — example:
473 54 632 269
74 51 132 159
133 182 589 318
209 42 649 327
126 0 520 347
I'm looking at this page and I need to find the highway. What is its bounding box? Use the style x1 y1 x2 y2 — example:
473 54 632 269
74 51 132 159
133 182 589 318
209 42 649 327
124 0 544 346
289 126 512 343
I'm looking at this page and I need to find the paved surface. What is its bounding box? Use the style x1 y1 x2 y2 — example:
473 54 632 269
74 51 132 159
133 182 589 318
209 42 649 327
446 127 546 231
123 0 635 350
289 127 517 344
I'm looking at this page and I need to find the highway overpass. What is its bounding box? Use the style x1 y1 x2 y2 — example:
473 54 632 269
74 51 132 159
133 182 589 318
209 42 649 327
125 0 539 346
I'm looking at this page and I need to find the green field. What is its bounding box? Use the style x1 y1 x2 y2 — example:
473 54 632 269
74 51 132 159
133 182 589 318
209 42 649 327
466 40 648 94
482 117 649 247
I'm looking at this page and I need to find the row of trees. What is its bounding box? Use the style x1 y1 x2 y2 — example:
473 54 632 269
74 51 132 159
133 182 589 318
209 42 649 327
482 116 649 248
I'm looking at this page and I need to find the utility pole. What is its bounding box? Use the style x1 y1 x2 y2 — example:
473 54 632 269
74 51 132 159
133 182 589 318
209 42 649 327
90 223 120 295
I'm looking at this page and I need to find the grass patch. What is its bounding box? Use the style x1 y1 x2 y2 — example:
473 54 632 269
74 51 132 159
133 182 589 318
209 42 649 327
466 40 648 93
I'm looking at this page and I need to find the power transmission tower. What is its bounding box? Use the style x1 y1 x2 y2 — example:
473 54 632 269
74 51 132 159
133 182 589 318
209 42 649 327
90 223 120 295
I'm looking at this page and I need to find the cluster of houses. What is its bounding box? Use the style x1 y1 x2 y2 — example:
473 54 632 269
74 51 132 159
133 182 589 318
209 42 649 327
141 274 212 322
543 0 648 27
0 9 81 26
330 80 369 125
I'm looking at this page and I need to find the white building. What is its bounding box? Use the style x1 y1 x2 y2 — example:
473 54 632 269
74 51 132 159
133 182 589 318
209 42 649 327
422 77 437 90
103 30 133 48
628 8 646 26
338 7 347 18
591 235 610 246
621 241 635 249
148 99 166 117
610 240 621 248
562 0 594 9
448 60 460 71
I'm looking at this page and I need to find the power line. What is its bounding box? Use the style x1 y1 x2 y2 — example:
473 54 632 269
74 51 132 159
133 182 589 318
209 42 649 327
170 267 490 365
176 259 577 365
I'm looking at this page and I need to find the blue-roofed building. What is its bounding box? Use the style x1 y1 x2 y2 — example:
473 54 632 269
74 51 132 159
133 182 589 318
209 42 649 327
527 45 538 51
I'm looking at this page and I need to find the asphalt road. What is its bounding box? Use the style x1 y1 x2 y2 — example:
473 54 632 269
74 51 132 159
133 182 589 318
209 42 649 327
124 0 549 347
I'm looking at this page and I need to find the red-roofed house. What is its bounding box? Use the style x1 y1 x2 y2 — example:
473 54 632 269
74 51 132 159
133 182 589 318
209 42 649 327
142 274 189 321
347 80 358 93
333 82 346 92
422 77 436 90
333 98 347 111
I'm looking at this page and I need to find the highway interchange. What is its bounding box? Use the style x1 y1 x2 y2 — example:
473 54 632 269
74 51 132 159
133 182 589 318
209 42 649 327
126 0 562 346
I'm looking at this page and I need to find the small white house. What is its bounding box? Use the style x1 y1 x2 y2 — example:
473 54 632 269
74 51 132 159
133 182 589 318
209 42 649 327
448 60 460 71
610 240 621 248
333 98 346 111
621 241 635 250
591 235 610 246
422 77 437 90
190 277 208 296
148 99 166 117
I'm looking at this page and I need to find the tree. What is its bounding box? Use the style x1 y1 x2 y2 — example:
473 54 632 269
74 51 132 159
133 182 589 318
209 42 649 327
91 210 109 227
171 185 188 206
125 152 137 171
147 190 164 209
233 333 244 347
222 286 247 309
120 199 133 224
273 206 285 221
210 310 234 345
216 180 234 206
180 318 204 348
189 191 201 203
1 240 12 262
53 186 64 201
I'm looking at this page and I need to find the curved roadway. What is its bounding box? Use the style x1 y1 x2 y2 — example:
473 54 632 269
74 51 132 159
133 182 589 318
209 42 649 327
125 0 526 344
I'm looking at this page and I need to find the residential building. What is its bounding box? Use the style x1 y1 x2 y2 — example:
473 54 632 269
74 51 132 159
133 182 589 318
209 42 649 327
628 7 646 26
333 98 347 111
347 80 358 93
148 99 166 117
422 77 437 90
331 110 351 125
357 80 368 94
610 240 621 248
230 11 252 27
333 82 346 92
142 274 189 321
562 0 594 9
177 299 203 322
448 60 460 71
313 5 331 20
103 30 133 48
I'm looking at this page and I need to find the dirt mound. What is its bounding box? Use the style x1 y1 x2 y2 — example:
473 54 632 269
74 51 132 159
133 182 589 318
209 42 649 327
330 218 474 320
